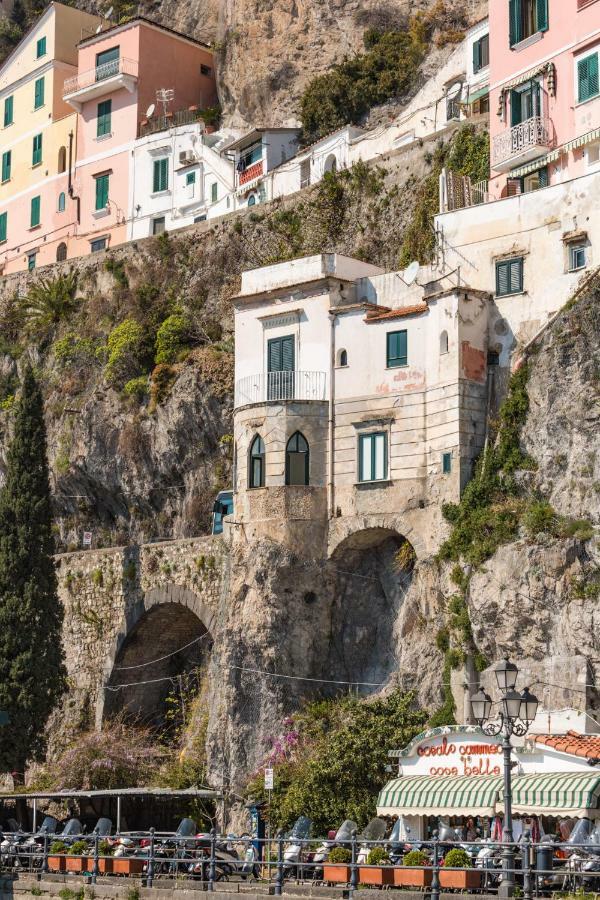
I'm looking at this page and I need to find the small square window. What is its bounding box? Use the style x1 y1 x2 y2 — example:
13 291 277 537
152 216 166 235
569 244 587 272
496 257 523 297
194 215 207 223
27 251 37 271
200 63 212 76
442 452 452 474
90 237 107 253
186 171 196 185
587 142 600 165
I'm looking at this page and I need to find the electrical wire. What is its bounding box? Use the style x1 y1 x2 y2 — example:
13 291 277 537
113 632 211 670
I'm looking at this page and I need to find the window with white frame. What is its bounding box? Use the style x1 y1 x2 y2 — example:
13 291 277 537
577 49 599 103
358 431 388 483
587 142 600 166
569 243 587 272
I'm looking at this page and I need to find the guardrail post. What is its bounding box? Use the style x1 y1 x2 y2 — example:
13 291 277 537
147 827 155 888
92 832 99 884
209 827 217 891
430 836 440 900
522 833 532 900
42 832 49 876
350 829 358 895
274 834 284 896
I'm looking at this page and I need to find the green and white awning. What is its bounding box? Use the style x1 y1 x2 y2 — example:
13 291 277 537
377 775 503 817
377 771 600 818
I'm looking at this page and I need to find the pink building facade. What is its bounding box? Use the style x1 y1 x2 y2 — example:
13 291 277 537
64 19 217 256
489 0 600 199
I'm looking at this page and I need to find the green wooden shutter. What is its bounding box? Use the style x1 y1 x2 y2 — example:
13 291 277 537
538 166 549 188
496 261 509 295
510 90 522 126
268 336 294 372
510 259 523 293
30 195 40 227
473 39 481 74
32 134 42 165
580 54 600 102
95 174 109 210
36 36 46 57
509 0 520 47
153 158 168 192
3 95 13 127
34 77 44 109
281 335 294 371
97 100 111 137
267 338 281 373
536 0 548 32
1 151 11 183
0 212 6 243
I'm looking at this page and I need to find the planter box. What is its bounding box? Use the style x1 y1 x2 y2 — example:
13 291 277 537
97 858 113 874
440 868 482 890
359 866 394 886
65 856 89 873
112 857 146 876
47 855 66 873
394 867 432 888
323 864 351 884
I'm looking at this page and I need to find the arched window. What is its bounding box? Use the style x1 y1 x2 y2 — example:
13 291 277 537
57 146 67 173
337 348 348 367
324 154 337 174
440 330 449 354
247 194 256 207
285 432 309 486
248 434 265 488
57 191 65 212
56 242 67 262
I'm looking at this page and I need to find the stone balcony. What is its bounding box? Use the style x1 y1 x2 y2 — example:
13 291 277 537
234 370 327 408
63 57 138 109
492 116 553 173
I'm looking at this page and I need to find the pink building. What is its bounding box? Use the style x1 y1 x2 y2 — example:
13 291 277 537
489 0 600 198
64 18 217 256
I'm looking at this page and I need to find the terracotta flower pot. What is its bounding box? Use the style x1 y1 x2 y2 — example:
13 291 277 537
394 866 433 887
323 863 351 883
359 866 394 886
97 857 113 874
440 868 482 890
111 857 146 875
47 855 66 872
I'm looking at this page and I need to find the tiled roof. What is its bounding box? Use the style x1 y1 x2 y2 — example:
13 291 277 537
365 303 428 323
535 731 600 760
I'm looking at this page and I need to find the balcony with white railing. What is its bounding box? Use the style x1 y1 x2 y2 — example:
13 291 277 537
63 57 138 107
492 116 553 173
235 370 327 408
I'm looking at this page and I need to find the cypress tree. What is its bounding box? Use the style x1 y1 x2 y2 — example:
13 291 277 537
0 367 66 781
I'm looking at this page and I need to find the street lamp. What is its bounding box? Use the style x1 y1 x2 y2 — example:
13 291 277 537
470 659 539 898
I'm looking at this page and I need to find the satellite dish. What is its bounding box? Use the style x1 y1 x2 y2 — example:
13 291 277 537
403 260 420 286
146 103 155 118
95 22 103 32
447 81 462 100
105 5 114 17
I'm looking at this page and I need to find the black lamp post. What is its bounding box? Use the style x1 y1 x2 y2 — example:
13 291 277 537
470 659 539 898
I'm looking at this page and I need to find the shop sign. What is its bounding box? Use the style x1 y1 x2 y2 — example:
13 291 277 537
407 734 503 777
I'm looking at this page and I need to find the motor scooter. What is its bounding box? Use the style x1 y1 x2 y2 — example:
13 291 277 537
357 818 387 865
311 819 358 880
282 816 312 879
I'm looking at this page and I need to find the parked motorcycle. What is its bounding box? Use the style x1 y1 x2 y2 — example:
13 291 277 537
282 816 312 879
311 819 358 880
357 818 387 865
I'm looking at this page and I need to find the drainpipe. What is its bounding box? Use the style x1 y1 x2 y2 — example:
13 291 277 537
328 310 337 519
68 130 80 224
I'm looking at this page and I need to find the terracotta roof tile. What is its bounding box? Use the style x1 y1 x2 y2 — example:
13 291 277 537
535 731 600 760
364 303 428 323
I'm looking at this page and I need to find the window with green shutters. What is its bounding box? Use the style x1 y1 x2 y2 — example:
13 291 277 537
473 34 489 73
186 171 196 185
578 53 599 103
153 158 169 193
211 181 218 203
496 257 523 297
30 195 41 227
95 173 109 210
36 36 46 58
34 76 44 109
359 432 388 483
0 212 6 243
96 99 112 137
4 95 13 127
32 133 42 166
442 452 452 475
386 330 408 368
1 151 11 183
509 0 548 47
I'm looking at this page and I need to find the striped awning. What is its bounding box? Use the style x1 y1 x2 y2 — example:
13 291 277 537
377 771 600 818
564 126 600 152
509 149 561 178
466 86 489 105
377 775 503 817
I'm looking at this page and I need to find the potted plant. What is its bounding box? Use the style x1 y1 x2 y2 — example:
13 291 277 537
395 849 432 888
359 846 394 886
440 847 482 890
96 839 114 874
323 847 352 884
65 839 89 873
112 853 146 876
48 840 68 872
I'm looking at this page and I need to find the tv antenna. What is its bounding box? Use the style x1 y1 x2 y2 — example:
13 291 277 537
145 102 155 119
105 6 114 18
156 88 175 117
95 22 103 33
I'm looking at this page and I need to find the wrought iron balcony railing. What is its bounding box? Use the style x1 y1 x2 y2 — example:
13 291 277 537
63 57 138 97
235 370 327 407
492 116 553 170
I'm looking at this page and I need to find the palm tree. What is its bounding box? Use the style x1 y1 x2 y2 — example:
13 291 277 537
21 272 79 335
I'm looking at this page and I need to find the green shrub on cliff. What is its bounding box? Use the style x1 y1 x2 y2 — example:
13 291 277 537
155 312 190 365
105 318 150 389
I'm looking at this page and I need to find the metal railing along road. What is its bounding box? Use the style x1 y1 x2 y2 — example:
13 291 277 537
2 830 600 897
492 116 553 168
235 370 327 407
63 58 138 96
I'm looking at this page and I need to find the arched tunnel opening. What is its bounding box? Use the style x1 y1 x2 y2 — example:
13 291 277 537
104 602 213 734
328 528 416 690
